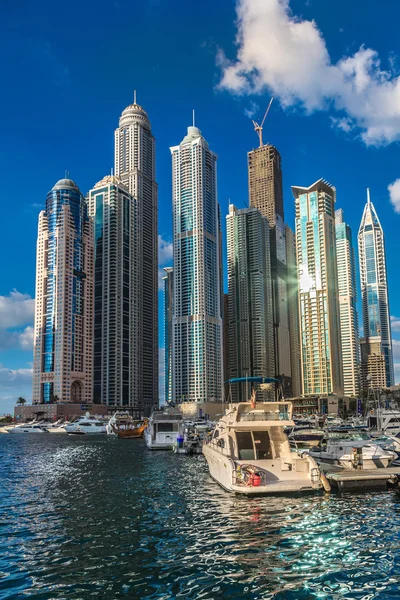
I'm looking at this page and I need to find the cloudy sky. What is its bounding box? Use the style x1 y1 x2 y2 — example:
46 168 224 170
1 0 400 413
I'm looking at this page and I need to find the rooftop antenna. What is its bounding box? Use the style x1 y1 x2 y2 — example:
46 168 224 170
65 169 69 179
134 90 137 104
252 97 274 148
367 188 371 205
192 109 195 127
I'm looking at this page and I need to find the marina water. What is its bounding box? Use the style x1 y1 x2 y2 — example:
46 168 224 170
1 435 400 599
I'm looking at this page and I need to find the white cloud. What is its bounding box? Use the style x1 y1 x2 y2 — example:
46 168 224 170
218 0 400 146
392 339 400 360
0 326 34 352
391 316 400 332
158 234 173 265
158 235 173 290
0 290 34 328
388 179 400 213
0 363 33 415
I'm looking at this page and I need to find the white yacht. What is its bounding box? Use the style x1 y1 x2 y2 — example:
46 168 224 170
144 408 182 450
8 423 48 434
64 413 107 434
203 400 323 495
309 430 396 469
367 409 400 436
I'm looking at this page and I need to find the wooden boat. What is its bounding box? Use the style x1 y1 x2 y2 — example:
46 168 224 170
112 417 148 439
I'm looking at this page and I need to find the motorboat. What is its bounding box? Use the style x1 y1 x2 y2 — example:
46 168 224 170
144 408 183 450
309 430 396 469
288 427 325 449
47 420 69 433
173 421 213 455
202 398 324 495
373 434 400 458
324 415 344 428
367 409 400 436
64 413 107 434
7 422 48 433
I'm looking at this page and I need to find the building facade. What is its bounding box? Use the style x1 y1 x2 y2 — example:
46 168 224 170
292 179 343 396
358 190 394 389
32 178 94 404
226 204 275 402
88 175 146 413
248 144 292 395
163 267 174 405
335 209 360 396
114 99 158 411
285 225 302 397
170 125 223 403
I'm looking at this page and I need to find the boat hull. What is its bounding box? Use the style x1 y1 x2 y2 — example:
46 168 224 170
203 444 322 495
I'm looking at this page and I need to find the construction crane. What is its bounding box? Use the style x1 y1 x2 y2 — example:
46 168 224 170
252 97 274 147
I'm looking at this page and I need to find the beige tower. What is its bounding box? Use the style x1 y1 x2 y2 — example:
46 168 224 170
32 179 94 405
292 179 343 396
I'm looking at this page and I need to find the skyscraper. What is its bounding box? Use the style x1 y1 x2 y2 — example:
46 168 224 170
32 178 94 405
248 144 291 395
114 98 158 410
358 190 394 389
163 267 174 405
292 179 343 396
335 209 360 396
170 124 223 403
285 225 302 397
226 204 275 402
88 175 144 412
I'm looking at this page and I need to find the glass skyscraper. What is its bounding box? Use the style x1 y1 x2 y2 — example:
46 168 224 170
226 204 275 402
292 179 343 396
335 209 360 396
114 98 158 411
163 267 174 405
170 125 223 403
32 178 94 405
358 190 394 389
88 175 143 412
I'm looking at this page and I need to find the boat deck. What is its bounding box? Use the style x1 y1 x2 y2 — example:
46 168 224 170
325 466 400 490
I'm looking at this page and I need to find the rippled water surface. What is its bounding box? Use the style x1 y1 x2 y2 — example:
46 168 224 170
1 436 400 599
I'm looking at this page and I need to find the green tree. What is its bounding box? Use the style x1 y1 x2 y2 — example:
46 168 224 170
16 397 26 406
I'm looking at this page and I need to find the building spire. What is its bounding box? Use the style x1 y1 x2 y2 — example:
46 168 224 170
367 188 371 205
134 90 137 104
192 109 195 127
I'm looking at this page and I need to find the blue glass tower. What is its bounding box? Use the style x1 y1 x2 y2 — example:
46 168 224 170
358 190 394 389
32 179 94 405
170 125 223 403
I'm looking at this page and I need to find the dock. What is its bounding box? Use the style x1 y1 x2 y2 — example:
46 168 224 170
324 466 400 491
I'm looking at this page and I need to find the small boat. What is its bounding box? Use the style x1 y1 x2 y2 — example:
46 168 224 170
288 427 325 449
64 413 107 434
203 390 323 495
144 408 183 450
173 421 213 454
113 416 148 439
8 423 48 434
309 429 396 470
367 408 400 436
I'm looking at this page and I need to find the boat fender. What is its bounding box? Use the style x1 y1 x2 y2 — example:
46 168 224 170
320 472 331 492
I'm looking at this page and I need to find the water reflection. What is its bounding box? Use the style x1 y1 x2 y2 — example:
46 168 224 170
1 436 400 598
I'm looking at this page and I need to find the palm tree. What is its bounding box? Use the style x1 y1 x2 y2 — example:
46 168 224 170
16 397 26 406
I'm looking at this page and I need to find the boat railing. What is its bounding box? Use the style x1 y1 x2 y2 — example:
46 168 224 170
231 462 267 487
240 411 289 422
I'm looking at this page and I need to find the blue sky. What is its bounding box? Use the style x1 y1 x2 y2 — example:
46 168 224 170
2 0 400 414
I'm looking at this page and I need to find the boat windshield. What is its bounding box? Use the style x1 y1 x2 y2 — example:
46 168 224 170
329 432 370 441
240 404 289 422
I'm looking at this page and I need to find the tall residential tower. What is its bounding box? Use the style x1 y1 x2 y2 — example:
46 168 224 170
32 179 94 404
114 98 158 411
335 209 360 396
163 267 174 405
292 179 343 396
248 144 291 395
170 125 223 403
226 205 275 402
358 190 394 389
88 175 144 413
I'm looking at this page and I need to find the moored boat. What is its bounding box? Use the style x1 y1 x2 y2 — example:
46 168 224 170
203 393 323 495
64 413 107 434
144 408 183 450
